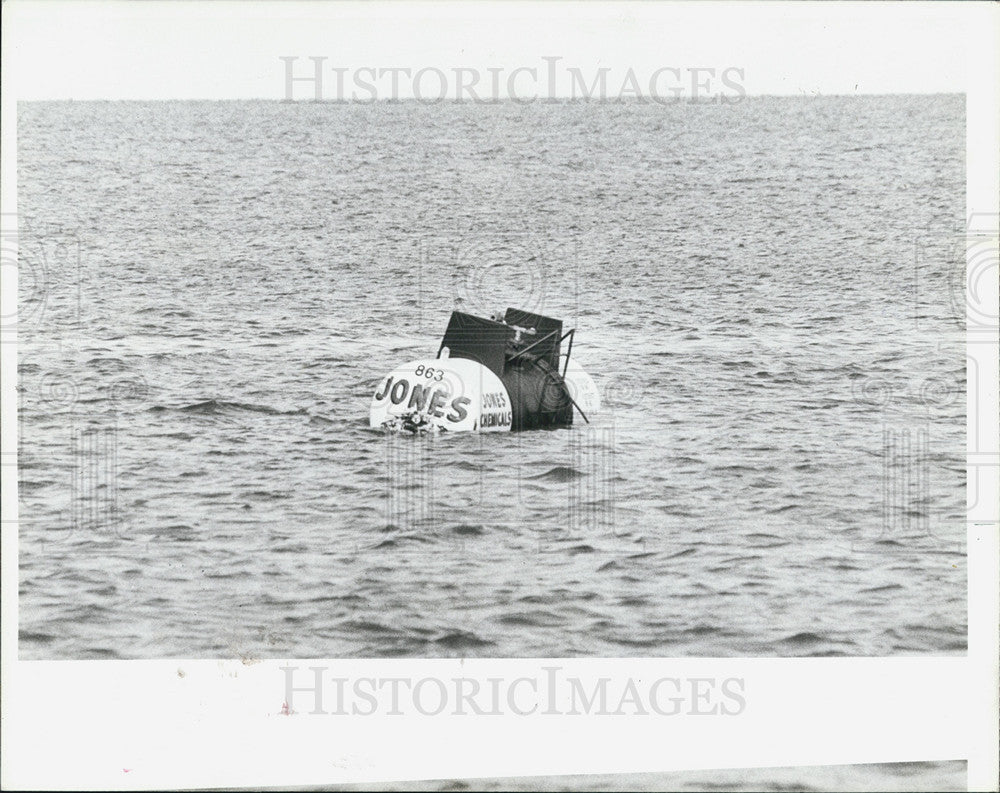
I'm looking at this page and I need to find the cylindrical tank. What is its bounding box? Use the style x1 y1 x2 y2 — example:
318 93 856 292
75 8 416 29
370 308 601 433
370 357 512 433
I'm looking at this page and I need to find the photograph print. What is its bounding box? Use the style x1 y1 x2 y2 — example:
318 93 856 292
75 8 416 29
11 5 972 668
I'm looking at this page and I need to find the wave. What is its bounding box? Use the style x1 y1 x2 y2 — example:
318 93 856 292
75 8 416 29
433 630 495 649
498 610 564 628
526 465 584 483
149 399 307 416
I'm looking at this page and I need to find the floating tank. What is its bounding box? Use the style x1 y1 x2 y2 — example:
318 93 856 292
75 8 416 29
370 307 600 433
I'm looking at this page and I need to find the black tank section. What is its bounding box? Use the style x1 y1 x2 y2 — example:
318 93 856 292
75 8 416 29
502 357 574 431
438 308 578 430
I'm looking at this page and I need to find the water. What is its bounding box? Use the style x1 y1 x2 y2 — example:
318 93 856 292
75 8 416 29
17 95 966 660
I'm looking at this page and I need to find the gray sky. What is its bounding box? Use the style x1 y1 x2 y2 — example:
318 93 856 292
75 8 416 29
1 1 987 100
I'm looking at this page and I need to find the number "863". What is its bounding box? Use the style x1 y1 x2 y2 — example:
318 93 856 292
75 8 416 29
414 365 444 382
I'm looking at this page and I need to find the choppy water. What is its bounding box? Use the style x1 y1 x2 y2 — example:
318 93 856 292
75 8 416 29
17 95 965 660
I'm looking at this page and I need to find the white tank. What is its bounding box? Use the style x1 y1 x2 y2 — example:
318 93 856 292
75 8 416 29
562 358 602 416
370 356 513 433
